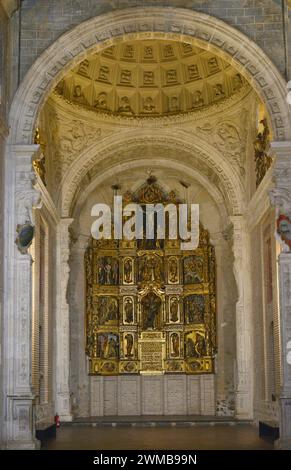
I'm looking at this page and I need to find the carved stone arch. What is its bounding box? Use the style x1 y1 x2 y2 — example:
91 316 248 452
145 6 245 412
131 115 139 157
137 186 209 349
71 157 229 227
8 7 291 145
58 129 245 217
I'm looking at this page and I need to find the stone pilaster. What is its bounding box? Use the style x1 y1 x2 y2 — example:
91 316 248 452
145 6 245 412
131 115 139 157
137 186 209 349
2 144 41 449
230 215 253 419
55 218 73 421
270 141 291 449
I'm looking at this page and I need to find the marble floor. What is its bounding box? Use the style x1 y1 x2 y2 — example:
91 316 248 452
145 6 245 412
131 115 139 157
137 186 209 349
42 424 273 450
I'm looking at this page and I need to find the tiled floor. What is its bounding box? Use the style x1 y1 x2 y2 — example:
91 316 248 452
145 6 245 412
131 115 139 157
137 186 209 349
43 424 273 450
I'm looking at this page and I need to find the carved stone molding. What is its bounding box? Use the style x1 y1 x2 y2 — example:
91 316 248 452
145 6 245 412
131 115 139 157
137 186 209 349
229 215 253 419
55 218 74 421
58 130 246 217
276 253 291 449
50 84 254 128
8 7 290 145
2 144 42 448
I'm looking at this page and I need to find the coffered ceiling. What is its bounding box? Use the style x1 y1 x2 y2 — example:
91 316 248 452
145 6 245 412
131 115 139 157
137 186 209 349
54 39 250 118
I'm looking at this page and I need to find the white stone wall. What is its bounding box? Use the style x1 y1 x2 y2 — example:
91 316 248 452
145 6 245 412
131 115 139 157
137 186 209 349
89 375 215 417
69 174 235 418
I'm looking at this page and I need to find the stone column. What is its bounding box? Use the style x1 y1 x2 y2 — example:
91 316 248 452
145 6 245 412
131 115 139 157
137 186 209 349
2 144 41 449
0 117 9 447
55 218 73 421
270 141 291 449
230 215 253 419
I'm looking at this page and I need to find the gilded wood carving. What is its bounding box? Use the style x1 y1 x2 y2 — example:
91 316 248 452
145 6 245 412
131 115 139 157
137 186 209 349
85 180 216 375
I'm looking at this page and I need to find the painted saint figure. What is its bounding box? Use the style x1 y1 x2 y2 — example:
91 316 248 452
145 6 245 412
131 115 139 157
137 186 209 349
125 334 134 357
142 292 161 330
170 297 179 322
124 258 133 283
171 333 180 357
124 298 134 323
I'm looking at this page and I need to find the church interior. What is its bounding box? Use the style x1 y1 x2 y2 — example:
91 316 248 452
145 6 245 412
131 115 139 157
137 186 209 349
1 0 291 451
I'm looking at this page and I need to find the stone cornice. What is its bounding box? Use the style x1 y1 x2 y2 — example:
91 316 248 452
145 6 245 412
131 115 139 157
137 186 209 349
34 176 59 226
49 85 254 128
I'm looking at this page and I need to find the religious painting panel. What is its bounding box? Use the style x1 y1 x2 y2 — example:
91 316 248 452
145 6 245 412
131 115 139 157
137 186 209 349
184 294 206 324
167 256 180 284
137 254 164 285
169 331 182 358
183 254 205 284
123 257 135 285
94 296 119 325
123 296 135 324
168 295 180 323
141 292 163 330
96 256 119 285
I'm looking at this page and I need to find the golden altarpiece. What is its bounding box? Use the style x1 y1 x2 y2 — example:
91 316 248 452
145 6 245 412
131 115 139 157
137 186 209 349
85 179 216 376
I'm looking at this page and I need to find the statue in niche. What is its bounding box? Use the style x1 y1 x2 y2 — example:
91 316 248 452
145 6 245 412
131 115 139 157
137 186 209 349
77 59 89 77
277 214 291 250
169 257 178 283
138 255 163 283
97 297 118 324
124 298 134 323
254 118 272 187
143 96 155 113
118 96 133 115
124 258 133 284
142 292 161 330
171 333 180 357
233 73 243 91
169 95 180 112
192 90 204 108
125 334 134 357
184 255 204 284
213 83 225 99
184 295 205 323
97 257 119 285
98 333 119 359
73 85 85 103
169 297 179 322
94 92 108 110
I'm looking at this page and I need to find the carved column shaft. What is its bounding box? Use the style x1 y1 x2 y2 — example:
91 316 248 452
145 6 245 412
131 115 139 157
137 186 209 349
55 218 73 421
230 215 253 419
2 145 41 449
271 141 291 449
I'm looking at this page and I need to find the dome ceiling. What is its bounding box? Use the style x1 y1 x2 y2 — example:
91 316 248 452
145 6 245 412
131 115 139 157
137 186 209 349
55 39 249 118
